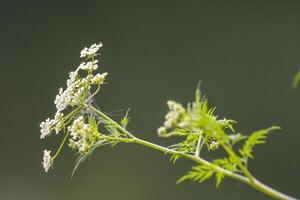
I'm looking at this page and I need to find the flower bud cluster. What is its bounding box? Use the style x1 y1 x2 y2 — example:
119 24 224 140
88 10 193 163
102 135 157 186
68 116 100 154
42 150 53 172
40 111 64 139
157 89 235 153
157 101 186 135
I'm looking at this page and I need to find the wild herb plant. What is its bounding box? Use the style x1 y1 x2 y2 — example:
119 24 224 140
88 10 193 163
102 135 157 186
40 43 297 200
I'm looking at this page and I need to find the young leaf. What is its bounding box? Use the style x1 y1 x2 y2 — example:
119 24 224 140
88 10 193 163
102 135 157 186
239 126 280 159
213 157 236 172
120 108 130 128
176 165 213 185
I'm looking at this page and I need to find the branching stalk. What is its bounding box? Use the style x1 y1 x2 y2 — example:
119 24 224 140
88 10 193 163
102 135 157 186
87 105 296 200
40 43 298 200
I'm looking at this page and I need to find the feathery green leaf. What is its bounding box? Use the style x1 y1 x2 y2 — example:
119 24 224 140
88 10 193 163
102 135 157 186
239 126 280 159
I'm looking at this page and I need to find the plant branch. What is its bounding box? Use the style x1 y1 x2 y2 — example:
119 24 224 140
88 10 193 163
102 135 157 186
87 105 297 200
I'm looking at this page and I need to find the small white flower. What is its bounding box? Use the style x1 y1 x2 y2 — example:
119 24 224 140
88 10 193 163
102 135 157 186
164 120 173 129
167 100 185 113
80 43 103 58
80 47 88 58
67 70 79 87
79 60 98 71
209 141 219 150
54 112 64 134
178 121 188 128
40 112 65 138
91 72 108 84
157 126 166 135
42 150 53 172
54 79 85 112
68 116 100 154
40 118 55 139
160 101 186 129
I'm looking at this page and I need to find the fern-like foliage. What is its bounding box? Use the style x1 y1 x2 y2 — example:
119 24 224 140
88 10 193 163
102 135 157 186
239 126 280 159
158 86 236 159
158 86 281 188
177 157 238 187
176 165 214 185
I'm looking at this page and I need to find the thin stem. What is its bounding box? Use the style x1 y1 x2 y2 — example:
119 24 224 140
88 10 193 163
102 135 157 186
133 137 249 184
221 143 254 182
52 107 83 160
85 84 100 103
52 130 70 160
132 137 296 200
88 105 297 200
87 105 136 139
195 133 202 157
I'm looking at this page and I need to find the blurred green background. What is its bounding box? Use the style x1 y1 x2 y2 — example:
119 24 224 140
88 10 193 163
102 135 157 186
1 1 300 199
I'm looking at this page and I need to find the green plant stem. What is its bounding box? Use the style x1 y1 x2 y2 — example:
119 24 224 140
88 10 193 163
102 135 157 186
87 105 297 200
52 130 70 160
195 134 202 157
221 143 254 182
87 105 136 139
133 137 296 200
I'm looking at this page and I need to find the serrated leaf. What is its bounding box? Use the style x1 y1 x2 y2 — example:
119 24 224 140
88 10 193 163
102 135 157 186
239 126 280 159
213 157 236 172
176 164 214 185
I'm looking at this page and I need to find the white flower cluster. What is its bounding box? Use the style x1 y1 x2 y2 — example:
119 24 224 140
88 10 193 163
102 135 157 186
40 42 107 139
41 42 107 172
54 44 107 113
40 112 64 139
80 43 103 58
42 150 53 172
54 74 85 112
164 101 186 128
79 60 98 71
68 116 100 154
157 100 186 135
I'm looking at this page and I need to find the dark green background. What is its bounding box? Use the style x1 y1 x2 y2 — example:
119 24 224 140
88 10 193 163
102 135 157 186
1 1 299 200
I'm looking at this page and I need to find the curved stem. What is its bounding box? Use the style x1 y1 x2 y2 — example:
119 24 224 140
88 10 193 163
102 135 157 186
52 130 70 160
221 143 254 182
88 105 297 200
133 137 296 200
87 105 136 139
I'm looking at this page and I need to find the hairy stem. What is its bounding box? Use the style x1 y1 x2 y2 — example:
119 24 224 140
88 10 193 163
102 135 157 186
87 105 297 200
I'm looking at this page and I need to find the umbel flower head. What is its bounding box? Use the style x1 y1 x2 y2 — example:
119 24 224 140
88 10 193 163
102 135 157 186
42 150 52 172
68 116 100 154
40 42 107 172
